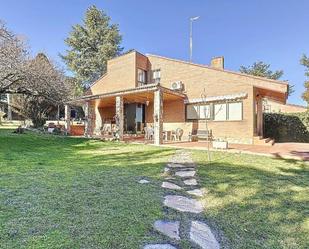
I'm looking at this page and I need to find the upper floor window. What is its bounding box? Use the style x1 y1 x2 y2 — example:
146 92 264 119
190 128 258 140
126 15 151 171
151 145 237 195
152 69 161 83
138 69 147 84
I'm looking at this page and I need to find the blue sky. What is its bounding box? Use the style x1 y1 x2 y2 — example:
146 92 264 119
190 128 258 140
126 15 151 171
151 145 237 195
1 0 308 105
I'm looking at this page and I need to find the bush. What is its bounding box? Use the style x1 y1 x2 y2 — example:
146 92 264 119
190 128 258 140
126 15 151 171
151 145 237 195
264 112 309 142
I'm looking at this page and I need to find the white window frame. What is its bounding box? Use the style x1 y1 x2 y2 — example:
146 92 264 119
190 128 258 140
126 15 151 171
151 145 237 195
152 69 161 83
186 104 199 120
186 104 211 120
214 103 227 121
228 102 243 121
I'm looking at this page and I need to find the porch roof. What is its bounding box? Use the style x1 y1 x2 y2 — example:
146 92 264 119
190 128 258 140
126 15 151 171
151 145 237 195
67 83 187 105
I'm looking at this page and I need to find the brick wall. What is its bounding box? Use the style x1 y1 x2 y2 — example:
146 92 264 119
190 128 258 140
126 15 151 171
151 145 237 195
90 52 137 95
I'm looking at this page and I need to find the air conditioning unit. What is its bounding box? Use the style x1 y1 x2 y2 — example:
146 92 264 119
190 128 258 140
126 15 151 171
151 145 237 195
171 81 183 90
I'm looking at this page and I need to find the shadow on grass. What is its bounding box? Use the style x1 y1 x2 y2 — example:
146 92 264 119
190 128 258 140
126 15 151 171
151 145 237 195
0 129 178 248
195 154 309 249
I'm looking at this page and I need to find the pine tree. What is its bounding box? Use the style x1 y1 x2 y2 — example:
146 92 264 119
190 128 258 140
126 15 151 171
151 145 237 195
61 5 123 87
240 61 283 80
240 61 294 95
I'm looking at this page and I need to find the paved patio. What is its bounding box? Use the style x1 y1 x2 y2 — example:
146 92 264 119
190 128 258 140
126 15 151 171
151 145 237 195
91 134 309 161
160 141 309 161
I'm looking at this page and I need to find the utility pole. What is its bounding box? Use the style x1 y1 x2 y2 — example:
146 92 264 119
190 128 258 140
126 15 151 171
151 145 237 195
190 16 199 62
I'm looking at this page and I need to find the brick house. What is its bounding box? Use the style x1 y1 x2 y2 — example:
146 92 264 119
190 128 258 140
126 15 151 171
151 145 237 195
66 50 288 145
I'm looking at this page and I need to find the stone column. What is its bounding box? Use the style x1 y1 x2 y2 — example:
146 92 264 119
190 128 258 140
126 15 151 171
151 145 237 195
256 97 263 137
84 101 93 137
153 89 163 145
64 104 71 134
94 100 102 136
115 96 124 140
7 94 12 121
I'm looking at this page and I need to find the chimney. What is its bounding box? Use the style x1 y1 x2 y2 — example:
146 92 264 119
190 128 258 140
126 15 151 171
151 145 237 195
210 56 224 70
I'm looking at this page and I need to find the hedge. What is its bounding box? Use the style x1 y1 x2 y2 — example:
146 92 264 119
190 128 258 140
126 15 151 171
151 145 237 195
264 111 309 143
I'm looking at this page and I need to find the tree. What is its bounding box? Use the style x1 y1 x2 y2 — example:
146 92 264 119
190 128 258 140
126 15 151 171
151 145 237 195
0 22 71 99
11 53 74 127
61 5 123 87
301 54 309 104
240 61 294 95
1 21 75 127
0 21 28 95
240 61 283 80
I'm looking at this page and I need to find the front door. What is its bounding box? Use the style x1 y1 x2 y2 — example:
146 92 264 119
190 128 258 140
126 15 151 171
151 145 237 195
124 103 145 133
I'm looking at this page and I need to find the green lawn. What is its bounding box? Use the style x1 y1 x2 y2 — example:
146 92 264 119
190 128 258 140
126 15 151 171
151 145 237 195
1 128 308 249
193 151 309 249
0 129 174 248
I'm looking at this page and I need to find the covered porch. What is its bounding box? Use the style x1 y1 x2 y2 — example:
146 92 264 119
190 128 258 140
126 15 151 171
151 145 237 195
65 84 186 145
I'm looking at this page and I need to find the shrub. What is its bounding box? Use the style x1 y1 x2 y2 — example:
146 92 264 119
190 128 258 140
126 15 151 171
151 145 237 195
264 112 309 142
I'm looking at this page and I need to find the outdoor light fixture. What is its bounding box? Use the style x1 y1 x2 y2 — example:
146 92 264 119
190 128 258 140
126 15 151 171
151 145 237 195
146 100 150 106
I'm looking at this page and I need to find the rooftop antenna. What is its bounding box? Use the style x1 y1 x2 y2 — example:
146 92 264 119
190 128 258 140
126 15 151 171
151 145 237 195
190 16 200 62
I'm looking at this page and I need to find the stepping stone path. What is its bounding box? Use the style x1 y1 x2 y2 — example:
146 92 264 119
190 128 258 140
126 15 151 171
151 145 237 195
190 221 220 249
138 179 150 184
164 167 170 172
184 178 198 186
144 244 177 249
175 170 196 178
187 189 205 197
154 220 180 240
143 150 220 248
166 163 187 168
164 195 203 213
162 181 182 190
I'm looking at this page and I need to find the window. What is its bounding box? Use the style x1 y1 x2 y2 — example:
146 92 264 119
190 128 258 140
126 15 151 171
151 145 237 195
199 105 211 119
138 69 147 84
228 102 242 120
152 69 161 83
186 105 199 119
186 101 243 121
186 104 211 120
214 103 227 121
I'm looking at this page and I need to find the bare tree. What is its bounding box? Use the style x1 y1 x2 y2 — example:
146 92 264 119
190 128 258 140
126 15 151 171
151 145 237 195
0 21 75 126
11 53 74 127
0 21 28 94
0 21 72 101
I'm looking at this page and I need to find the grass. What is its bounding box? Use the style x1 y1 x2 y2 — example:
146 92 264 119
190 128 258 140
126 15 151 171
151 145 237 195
192 151 309 249
0 128 175 248
1 127 308 248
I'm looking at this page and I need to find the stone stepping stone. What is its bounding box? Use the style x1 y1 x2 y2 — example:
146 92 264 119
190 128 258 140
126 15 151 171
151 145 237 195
176 167 195 171
164 195 203 213
164 167 170 172
190 221 220 249
184 178 198 186
153 220 180 240
167 163 187 168
175 170 196 178
138 179 150 184
162 181 182 190
144 244 177 249
187 189 204 197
